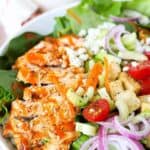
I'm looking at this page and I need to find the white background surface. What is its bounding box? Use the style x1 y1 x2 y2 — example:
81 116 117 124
0 0 80 46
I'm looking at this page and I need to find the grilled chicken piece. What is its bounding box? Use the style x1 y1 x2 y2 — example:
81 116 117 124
17 66 86 90
4 35 85 150
3 93 77 150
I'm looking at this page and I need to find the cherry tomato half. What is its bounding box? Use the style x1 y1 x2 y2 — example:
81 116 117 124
144 51 150 60
128 61 150 80
140 78 150 95
82 99 110 122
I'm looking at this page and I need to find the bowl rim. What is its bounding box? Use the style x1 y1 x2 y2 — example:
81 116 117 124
0 1 79 55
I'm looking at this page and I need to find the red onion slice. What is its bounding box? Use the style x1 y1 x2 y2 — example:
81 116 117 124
80 136 98 150
98 126 108 150
108 135 145 150
114 116 150 140
114 31 129 52
111 16 139 23
105 25 128 55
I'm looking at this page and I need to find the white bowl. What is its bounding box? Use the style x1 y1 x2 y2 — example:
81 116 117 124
0 2 78 55
0 2 78 149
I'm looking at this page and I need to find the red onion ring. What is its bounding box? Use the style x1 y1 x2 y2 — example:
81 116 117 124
114 31 129 52
98 126 108 150
80 136 98 150
108 135 144 150
105 25 128 54
114 116 150 140
111 16 139 23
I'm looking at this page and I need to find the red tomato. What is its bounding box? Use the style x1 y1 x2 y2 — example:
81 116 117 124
128 61 150 80
144 51 150 60
82 99 110 122
140 78 150 95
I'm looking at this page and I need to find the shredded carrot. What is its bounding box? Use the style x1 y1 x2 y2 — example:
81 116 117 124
86 62 103 89
104 57 110 93
67 9 82 24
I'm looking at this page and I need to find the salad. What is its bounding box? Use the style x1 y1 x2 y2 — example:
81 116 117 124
0 0 150 150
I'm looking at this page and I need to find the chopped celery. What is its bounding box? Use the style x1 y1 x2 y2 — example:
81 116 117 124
85 59 95 72
75 122 98 136
98 71 105 87
94 49 107 62
76 87 85 96
98 87 115 111
122 33 137 51
71 134 90 150
94 49 121 64
67 89 87 107
92 94 101 101
84 86 94 101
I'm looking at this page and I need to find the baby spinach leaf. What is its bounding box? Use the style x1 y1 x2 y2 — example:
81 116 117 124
0 32 43 69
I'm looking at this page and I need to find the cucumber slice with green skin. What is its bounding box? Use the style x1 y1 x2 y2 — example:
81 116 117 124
94 49 121 64
71 134 90 150
75 122 98 136
118 51 148 61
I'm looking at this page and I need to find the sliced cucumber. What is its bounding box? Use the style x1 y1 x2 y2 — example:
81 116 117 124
71 134 89 150
75 122 98 136
118 51 148 61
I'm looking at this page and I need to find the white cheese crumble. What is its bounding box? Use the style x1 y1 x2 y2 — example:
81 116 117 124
65 47 89 67
82 22 115 55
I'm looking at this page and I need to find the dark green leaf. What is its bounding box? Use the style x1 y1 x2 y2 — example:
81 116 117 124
0 32 43 69
0 70 17 91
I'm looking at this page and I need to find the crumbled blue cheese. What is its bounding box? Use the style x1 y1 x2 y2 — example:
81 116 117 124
65 47 89 67
82 22 115 55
